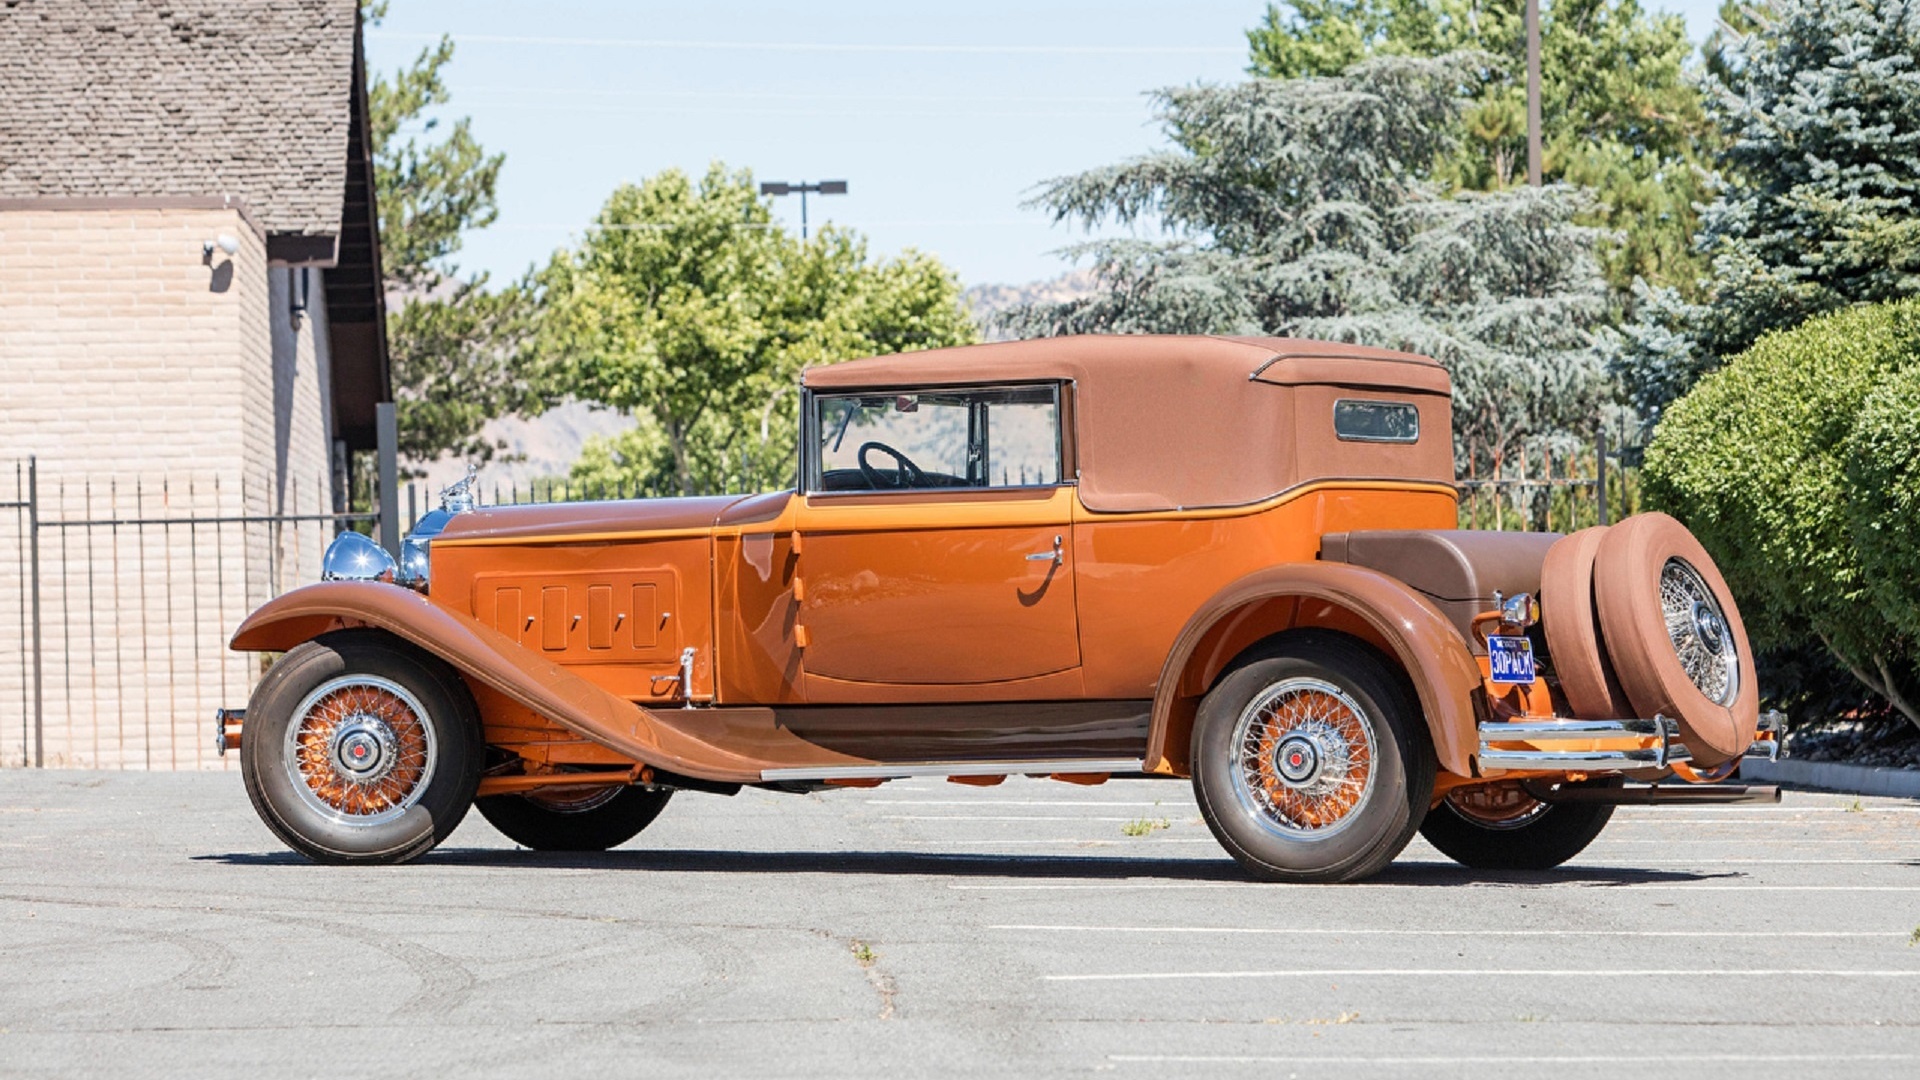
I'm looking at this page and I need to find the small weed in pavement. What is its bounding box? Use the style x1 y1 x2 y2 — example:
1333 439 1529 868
1122 817 1170 837
851 940 877 967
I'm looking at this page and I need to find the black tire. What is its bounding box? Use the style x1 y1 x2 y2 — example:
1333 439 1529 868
1191 633 1436 883
476 785 673 851
240 630 483 865
1420 780 1619 870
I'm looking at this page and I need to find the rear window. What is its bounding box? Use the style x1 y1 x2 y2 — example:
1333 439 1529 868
1334 399 1420 443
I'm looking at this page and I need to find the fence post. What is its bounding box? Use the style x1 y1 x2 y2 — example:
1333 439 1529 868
376 402 399 557
1595 427 1610 527
27 456 42 768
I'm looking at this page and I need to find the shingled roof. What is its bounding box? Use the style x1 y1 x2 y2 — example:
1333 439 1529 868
0 0 361 245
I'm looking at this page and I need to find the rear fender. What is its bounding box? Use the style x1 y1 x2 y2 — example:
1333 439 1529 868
230 582 764 783
1147 562 1485 777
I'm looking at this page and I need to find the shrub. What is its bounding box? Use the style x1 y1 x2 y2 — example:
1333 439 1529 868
1847 365 1920 647
1642 297 1920 729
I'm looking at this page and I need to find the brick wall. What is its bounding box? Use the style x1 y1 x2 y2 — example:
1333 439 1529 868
0 206 337 769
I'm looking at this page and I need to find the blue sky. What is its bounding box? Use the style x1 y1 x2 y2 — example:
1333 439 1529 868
366 1 1728 290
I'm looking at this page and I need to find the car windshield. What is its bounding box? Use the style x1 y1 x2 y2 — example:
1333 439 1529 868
812 384 1061 492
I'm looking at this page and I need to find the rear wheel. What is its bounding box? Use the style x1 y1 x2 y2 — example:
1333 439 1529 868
240 630 483 865
1192 634 1435 883
1421 779 1619 870
476 784 673 851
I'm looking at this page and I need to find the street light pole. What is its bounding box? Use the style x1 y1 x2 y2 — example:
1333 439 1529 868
758 179 848 240
1526 0 1542 187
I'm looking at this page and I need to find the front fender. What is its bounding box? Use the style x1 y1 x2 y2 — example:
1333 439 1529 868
231 582 766 782
1147 562 1486 778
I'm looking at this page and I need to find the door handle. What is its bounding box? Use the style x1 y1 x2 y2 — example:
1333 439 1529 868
1026 535 1064 566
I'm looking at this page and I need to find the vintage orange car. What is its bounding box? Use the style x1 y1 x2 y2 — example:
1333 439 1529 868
222 335 1779 881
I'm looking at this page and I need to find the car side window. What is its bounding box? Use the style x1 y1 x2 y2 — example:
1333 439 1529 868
811 385 1062 493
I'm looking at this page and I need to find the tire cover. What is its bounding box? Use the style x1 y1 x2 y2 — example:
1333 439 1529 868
1593 513 1760 765
1540 526 1635 720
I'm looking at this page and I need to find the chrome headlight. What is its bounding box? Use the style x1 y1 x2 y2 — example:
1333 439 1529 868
321 531 398 584
397 507 455 594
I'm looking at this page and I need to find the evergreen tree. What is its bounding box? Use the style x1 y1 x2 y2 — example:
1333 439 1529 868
1617 0 1920 418
1000 55 1613 475
1248 0 1711 294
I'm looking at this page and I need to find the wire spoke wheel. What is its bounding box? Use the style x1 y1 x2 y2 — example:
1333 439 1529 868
1659 557 1739 706
283 674 437 827
1230 677 1377 841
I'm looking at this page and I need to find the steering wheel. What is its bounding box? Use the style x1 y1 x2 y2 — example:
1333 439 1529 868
857 441 928 489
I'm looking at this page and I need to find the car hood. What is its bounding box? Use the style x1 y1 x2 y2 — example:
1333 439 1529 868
434 493 778 545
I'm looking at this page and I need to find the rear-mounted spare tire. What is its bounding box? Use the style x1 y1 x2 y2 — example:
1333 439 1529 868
1592 513 1759 765
1541 526 1636 721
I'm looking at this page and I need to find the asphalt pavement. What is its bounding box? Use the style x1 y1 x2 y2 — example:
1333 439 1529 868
2 769 1918 1078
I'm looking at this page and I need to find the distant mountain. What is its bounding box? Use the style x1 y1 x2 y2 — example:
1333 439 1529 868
414 400 636 505
963 269 1099 341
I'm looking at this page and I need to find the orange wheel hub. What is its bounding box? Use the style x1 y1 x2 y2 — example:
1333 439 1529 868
286 676 434 822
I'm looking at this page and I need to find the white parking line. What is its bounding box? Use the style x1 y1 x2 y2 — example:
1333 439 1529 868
893 838 1218 846
864 800 1193 808
880 815 1167 822
1582 853 1912 860
1049 967 1920 982
1109 1054 1920 1066
951 881 1920 892
991 924 1906 938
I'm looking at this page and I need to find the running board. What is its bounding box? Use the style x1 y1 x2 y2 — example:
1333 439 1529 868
760 758 1145 783
1526 782 1782 806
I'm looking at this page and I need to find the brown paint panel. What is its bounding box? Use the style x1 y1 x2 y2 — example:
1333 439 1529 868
494 587 522 644
540 587 568 651
586 585 614 650
630 583 658 649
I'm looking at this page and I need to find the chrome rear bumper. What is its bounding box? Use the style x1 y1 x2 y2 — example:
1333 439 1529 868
1478 710 1783 773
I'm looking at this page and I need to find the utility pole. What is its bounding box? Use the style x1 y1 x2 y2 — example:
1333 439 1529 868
1526 0 1543 187
759 180 848 240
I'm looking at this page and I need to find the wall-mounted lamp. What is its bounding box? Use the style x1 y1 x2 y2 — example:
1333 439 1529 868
290 265 309 326
202 233 239 265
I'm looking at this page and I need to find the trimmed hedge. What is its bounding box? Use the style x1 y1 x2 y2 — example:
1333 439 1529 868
1643 298 1920 719
1846 364 1920 645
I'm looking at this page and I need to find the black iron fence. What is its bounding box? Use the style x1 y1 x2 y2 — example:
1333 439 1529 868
1456 430 1643 533
1 458 374 769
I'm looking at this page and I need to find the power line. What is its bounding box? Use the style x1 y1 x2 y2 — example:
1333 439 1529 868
367 31 1242 56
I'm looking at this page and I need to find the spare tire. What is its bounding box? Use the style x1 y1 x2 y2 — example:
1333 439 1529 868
1541 526 1635 720
1593 513 1759 765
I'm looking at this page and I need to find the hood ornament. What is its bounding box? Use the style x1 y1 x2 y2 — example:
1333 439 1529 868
439 464 479 513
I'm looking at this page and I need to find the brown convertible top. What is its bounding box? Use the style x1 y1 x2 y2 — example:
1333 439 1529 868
803 335 1452 513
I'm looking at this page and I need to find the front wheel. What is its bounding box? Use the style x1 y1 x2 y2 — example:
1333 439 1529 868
476 785 673 851
1420 780 1619 870
1192 634 1436 883
240 630 483 865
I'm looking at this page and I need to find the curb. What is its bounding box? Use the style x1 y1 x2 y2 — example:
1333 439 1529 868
1738 757 1920 799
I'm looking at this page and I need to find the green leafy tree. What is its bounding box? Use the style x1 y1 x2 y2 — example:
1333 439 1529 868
362 1 535 471
1248 0 1711 294
1616 0 1920 418
999 55 1613 476
534 165 976 497
1644 298 1920 731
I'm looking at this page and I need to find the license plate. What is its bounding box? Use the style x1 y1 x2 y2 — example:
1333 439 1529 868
1488 635 1536 684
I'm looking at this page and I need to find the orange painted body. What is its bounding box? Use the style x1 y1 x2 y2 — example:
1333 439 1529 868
231 335 1604 789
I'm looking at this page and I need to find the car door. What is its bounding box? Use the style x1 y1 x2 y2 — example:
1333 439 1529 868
793 382 1081 689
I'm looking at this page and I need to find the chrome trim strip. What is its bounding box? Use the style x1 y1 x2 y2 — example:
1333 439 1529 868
760 757 1145 782
1478 715 1690 771
1478 711 1788 772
